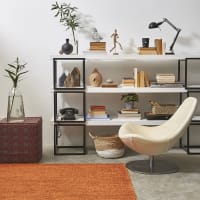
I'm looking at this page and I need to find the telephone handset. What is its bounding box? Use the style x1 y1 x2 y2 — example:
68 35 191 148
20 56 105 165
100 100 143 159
59 107 79 120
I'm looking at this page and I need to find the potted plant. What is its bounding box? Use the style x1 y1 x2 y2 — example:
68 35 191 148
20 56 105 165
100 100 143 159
121 93 138 109
51 1 80 54
4 57 28 122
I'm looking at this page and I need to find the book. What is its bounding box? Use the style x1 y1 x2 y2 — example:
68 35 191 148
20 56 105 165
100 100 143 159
144 71 150 87
150 82 184 88
90 105 106 111
90 42 106 51
118 112 141 118
120 108 139 114
118 112 141 120
86 114 110 120
138 47 157 55
133 68 138 87
139 70 145 87
156 73 176 83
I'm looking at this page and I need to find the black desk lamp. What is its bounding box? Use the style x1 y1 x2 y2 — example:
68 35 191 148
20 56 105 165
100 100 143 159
149 18 181 55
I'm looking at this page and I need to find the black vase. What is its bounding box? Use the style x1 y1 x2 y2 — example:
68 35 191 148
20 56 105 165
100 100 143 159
60 39 73 55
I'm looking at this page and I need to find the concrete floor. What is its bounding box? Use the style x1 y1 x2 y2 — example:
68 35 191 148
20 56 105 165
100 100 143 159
41 146 200 200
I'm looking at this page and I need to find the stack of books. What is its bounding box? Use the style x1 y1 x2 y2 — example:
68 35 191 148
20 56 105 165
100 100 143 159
156 73 175 83
118 108 141 119
90 42 106 51
121 78 135 87
133 68 150 87
87 105 110 120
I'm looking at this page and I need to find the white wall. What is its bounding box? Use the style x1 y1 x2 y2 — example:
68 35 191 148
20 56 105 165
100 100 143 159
0 0 200 146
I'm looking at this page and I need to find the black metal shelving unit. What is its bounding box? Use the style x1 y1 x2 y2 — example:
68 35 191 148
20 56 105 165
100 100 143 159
53 57 86 155
183 57 200 154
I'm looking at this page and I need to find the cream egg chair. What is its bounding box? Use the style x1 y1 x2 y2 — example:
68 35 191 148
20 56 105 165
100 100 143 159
119 97 197 174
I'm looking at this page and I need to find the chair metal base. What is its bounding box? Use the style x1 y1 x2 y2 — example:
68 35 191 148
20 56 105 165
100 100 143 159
126 158 179 174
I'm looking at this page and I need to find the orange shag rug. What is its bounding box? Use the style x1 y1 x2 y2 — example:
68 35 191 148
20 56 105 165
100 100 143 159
0 163 137 200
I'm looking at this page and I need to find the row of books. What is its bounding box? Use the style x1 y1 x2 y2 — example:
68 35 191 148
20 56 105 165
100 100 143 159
86 105 141 120
133 68 150 87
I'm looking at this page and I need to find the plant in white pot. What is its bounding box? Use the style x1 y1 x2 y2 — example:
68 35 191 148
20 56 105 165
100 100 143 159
51 1 80 54
4 57 28 122
121 93 138 109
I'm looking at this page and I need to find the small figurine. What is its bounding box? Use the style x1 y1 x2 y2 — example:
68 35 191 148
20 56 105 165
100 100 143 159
110 29 123 55
91 27 103 42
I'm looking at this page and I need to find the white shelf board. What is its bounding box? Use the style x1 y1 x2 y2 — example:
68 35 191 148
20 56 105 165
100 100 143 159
51 54 186 61
86 118 166 126
187 85 200 89
86 86 187 93
192 116 200 121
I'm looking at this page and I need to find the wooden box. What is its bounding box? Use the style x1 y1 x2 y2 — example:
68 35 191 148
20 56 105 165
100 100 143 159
0 117 42 163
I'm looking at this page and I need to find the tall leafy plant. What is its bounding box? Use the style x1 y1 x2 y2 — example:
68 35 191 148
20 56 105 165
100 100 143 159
5 57 28 88
4 57 28 121
51 1 80 44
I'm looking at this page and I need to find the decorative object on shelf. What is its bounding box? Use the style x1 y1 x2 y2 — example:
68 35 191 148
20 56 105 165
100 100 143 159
51 2 80 54
89 68 102 87
59 107 78 120
4 57 28 122
121 93 138 109
59 72 67 87
154 39 163 55
156 73 175 83
91 27 103 42
64 67 80 87
106 78 113 83
110 29 123 55
148 18 181 55
142 37 149 48
144 112 172 120
101 78 118 88
89 132 125 158
149 100 177 115
59 38 73 55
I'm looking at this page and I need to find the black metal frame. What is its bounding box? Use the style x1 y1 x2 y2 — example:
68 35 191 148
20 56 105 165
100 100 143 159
53 57 86 90
53 57 86 155
183 58 200 154
54 123 86 155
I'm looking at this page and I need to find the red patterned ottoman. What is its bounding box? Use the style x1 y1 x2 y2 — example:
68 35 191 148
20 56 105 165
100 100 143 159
0 117 42 163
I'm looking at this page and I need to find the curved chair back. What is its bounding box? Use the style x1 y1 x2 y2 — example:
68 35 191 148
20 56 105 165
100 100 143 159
160 97 197 148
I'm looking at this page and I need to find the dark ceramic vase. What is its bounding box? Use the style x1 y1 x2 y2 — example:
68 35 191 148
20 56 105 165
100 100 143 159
60 39 73 55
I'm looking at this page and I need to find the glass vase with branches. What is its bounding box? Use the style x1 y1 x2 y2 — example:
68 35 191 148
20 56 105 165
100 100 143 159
4 57 28 122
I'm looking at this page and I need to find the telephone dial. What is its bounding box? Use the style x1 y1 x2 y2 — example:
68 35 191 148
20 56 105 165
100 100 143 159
59 107 79 120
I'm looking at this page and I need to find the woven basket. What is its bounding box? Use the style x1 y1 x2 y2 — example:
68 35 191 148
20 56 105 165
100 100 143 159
89 132 125 158
152 104 177 115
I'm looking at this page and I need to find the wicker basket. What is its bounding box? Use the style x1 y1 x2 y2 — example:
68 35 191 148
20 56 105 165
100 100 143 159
89 132 125 158
152 104 177 115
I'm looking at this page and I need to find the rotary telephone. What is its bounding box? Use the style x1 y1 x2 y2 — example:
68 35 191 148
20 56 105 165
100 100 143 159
59 107 79 120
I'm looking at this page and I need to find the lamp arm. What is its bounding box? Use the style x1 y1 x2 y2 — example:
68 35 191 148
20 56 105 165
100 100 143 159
169 29 181 52
163 18 181 53
163 18 180 31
